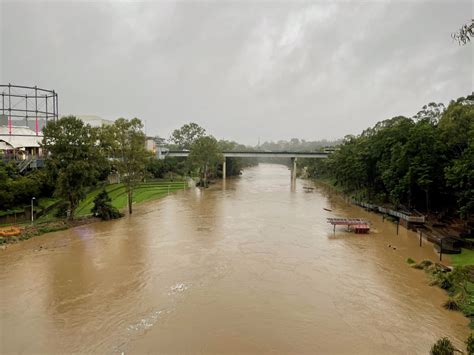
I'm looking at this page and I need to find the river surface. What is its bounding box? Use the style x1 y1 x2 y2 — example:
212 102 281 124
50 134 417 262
0 164 470 354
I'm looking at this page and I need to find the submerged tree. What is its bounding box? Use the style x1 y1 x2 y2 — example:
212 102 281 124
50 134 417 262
188 136 222 187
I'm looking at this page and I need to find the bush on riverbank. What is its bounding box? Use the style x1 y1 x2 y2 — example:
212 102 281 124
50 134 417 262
411 260 474 328
430 334 474 355
467 333 474 355
430 337 456 355
91 190 122 220
413 259 433 270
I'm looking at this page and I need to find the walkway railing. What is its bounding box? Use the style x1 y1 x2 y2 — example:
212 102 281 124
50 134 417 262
353 200 425 223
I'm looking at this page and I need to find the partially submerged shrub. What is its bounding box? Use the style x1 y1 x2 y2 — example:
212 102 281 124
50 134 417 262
92 190 122 221
443 298 460 311
438 278 453 290
466 333 474 355
412 259 433 270
430 337 455 355
420 260 433 268
406 257 416 264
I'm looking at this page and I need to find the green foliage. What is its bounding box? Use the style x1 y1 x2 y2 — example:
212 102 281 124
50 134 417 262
170 122 206 149
452 249 474 267
0 161 42 210
443 298 460 311
74 181 186 216
218 140 258 177
430 337 455 355
188 136 223 187
91 190 122 220
406 257 416 264
146 157 190 179
304 97 474 218
466 333 474 355
54 201 69 218
413 259 433 270
420 264 474 326
146 158 169 178
105 118 150 214
42 116 106 219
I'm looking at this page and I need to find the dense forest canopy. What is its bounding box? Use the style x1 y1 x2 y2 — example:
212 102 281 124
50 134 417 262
304 94 474 220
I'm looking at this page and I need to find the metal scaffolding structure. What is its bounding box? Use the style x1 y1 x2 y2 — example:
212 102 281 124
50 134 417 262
0 84 59 136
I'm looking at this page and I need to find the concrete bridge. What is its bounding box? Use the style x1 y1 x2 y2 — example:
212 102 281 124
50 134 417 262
158 149 329 184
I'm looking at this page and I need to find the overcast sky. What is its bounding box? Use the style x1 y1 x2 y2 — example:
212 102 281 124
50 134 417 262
1 0 472 144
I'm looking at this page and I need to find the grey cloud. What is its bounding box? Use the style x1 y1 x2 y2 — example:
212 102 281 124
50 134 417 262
1 0 472 144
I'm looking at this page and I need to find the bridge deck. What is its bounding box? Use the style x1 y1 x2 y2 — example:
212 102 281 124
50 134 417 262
165 150 329 159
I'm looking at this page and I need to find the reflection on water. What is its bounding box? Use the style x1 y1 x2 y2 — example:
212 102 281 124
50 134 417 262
0 164 469 354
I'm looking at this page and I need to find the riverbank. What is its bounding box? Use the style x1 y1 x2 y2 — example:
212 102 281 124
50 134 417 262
408 258 474 329
310 177 474 329
310 177 473 267
0 217 97 246
0 180 190 245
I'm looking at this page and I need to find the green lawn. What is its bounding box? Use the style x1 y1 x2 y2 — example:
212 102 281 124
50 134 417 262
451 249 474 267
75 181 187 216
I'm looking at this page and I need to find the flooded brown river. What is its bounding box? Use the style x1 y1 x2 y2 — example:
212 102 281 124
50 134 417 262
0 164 470 354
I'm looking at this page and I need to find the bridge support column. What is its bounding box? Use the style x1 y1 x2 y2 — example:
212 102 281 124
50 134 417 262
222 158 226 180
291 157 297 186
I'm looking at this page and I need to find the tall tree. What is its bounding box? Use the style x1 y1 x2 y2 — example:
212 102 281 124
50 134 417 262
107 118 150 214
445 126 474 219
170 122 206 149
188 136 222 187
42 116 104 219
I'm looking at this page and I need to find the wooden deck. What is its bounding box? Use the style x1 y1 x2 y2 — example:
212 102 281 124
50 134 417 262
327 218 371 233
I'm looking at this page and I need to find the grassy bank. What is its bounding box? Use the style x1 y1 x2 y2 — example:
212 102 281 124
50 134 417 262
74 180 187 216
452 249 474 267
1 180 189 244
409 259 474 328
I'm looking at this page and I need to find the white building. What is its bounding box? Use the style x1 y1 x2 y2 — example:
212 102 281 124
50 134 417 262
76 115 114 127
0 126 43 159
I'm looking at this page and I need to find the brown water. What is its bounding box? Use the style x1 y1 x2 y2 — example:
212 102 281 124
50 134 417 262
0 164 469 354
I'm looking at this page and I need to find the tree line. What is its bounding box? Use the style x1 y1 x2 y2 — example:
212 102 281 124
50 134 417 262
0 118 256 219
152 122 258 186
303 94 474 220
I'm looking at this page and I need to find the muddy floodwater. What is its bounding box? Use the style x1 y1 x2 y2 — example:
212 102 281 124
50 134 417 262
0 164 470 354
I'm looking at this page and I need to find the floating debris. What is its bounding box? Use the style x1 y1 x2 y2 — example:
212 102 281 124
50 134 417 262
168 282 190 295
127 310 165 332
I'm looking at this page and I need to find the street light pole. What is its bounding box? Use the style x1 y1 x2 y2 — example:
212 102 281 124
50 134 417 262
31 197 36 224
